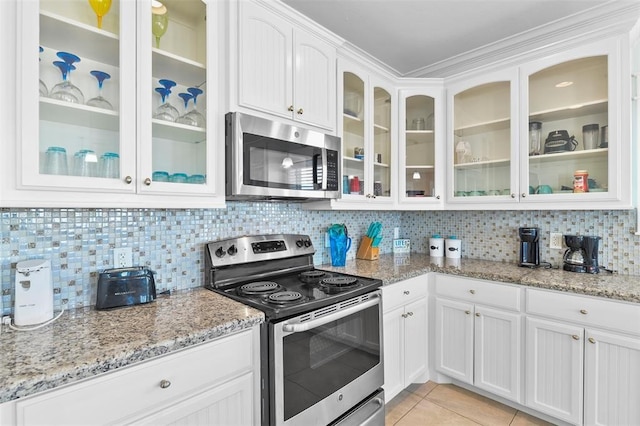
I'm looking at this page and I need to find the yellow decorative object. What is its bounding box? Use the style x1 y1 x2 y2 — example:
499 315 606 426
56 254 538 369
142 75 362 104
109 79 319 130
88 0 112 29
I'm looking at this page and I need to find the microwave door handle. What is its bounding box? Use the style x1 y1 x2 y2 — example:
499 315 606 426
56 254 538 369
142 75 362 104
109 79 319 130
316 150 327 190
282 295 379 333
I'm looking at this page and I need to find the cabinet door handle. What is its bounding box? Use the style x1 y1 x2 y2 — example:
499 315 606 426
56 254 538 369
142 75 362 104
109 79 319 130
403 291 410 295
475 312 480 317
510 193 516 198
407 311 413 316
144 178 152 186
588 337 596 344
401 313 408 318
572 335 580 340
469 289 475 294
436 195 441 200
159 379 171 389
579 309 588 315
124 176 132 184
288 105 294 112
465 310 471 315
521 193 527 198
297 108 304 115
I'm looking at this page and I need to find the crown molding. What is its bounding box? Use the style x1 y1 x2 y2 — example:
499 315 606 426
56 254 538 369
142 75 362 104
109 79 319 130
406 1 640 78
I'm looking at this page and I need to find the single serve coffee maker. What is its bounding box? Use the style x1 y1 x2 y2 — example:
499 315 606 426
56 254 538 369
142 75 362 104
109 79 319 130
563 235 601 273
518 227 540 267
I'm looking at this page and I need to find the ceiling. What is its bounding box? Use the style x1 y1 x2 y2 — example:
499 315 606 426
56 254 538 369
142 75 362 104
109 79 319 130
281 0 634 77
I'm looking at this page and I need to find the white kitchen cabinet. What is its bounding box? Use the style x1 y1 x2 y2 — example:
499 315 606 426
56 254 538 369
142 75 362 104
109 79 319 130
398 85 445 208
434 275 523 403
525 316 584 425
446 36 632 210
525 288 640 426
584 328 640 426
3 0 224 208
3 328 259 426
236 0 336 131
382 276 428 402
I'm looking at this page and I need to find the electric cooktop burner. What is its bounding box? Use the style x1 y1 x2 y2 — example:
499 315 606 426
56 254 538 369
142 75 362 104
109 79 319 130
298 270 328 283
267 291 304 304
238 281 282 296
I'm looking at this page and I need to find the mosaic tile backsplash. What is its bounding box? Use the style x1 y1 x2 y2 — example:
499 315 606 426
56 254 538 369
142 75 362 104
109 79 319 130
1 204 638 315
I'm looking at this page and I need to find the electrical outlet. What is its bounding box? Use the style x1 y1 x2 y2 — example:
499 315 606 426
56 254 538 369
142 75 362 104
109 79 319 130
550 232 563 250
113 247 132 268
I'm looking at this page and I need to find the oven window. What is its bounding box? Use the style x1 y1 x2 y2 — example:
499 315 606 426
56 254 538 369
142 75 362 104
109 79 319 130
282 304 380 421
243 132 323 190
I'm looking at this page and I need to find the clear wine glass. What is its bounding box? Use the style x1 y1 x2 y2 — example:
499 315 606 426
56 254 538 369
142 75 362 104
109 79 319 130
184 87 205 128
88 0 112 29
49 52 84 104
87 70 113 110
39 46 48 97
151 1 169 49
153 79 179 122
176 92 197 126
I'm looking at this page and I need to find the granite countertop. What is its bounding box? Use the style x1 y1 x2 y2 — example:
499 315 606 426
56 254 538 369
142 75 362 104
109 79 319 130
320 254 640 304
0 288 264 404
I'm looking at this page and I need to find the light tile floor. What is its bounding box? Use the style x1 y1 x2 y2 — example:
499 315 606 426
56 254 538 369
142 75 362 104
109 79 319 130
385 382 555 426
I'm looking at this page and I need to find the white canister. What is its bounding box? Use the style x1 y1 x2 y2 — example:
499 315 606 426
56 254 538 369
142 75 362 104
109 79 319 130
445 237 461 259
429 235 444 257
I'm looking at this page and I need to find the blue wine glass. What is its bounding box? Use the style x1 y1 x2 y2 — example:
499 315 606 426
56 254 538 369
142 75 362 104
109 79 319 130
176 92 197 126
87 70 113 110
184 87 205 128
39 46 48 97
153 87 179 121
49 51 84 104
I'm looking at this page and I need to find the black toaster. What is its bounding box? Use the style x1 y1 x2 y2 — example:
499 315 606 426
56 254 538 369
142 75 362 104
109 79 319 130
96 267 156 310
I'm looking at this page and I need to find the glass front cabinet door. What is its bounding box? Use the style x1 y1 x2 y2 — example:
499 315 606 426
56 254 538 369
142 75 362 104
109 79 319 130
14 0 221 207
18 0 136 195
399 87 443 207
519 39 630 208
339 62 395 206
447 69 519 206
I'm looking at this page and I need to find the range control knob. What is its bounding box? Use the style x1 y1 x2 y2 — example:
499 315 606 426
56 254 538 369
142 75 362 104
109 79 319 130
215 247 226 258
227 245 237 256
304 239 312 248
296 239 304 248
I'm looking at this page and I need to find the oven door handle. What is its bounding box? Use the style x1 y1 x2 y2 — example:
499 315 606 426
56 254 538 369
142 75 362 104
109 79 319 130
282 295 379 333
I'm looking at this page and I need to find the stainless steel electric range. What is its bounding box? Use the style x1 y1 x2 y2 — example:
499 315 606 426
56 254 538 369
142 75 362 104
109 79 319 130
205 234 384 426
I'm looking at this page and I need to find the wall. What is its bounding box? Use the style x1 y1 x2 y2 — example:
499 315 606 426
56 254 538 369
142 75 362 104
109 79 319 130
1 205 638 316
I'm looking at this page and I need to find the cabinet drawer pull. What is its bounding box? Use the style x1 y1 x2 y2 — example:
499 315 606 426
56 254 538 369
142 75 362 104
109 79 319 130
159 379 171 389
465 310 471 315
588 337 596 344
144 178 152 186
403 291 410 295
124 175 132 184
579 309 588 315
475 312 480 317
572 335 580 340
297 108 304 115
287 105 294 112
469 289 475 294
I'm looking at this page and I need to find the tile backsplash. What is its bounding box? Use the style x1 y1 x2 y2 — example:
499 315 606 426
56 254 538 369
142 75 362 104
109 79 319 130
1 204 638 315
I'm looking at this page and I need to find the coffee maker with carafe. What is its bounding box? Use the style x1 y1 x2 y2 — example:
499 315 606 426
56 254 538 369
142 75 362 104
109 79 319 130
563 235 601 273
518 227 540 267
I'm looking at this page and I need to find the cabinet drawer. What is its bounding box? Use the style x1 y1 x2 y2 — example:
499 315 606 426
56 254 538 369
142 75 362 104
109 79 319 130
15 329 255 426
526 289 640 336
382 275 428 313
434 274 521 312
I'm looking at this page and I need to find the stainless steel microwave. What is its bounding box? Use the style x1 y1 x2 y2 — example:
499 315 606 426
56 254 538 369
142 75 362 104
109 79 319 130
225 112 341 201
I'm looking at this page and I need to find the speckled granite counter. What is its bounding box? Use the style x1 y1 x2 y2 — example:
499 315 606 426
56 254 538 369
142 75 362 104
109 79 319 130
0 288 264 404
319 254 640 304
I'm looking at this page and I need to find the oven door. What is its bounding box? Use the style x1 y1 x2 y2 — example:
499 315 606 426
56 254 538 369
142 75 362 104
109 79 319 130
272 291 383 426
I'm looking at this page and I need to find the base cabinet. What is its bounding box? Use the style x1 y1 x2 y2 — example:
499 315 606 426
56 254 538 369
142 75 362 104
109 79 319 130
2 328 259 426
433 275 523 404
525 288 640 426
382 276 428 402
